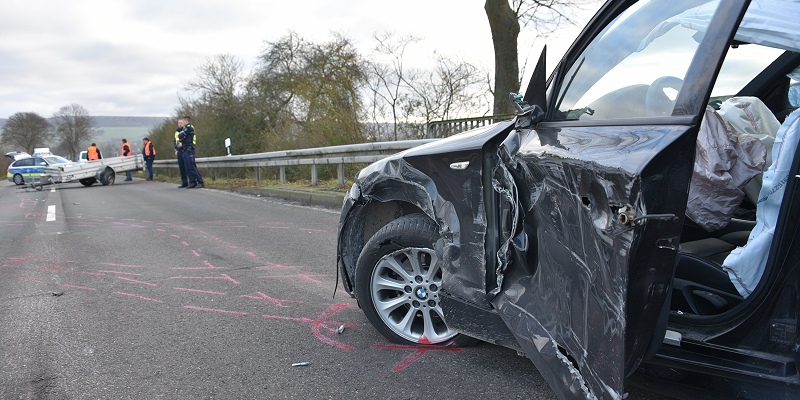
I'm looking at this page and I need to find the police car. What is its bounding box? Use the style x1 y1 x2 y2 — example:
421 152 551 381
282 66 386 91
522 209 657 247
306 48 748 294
6 150 73 185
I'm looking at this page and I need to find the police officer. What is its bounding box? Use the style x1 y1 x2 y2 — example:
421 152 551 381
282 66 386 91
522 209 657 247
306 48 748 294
177 116 204 189
121 138 133 181
175 126 189 187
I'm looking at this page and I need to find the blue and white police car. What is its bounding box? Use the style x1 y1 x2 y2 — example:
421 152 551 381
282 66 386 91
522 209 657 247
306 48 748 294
6 150 73 185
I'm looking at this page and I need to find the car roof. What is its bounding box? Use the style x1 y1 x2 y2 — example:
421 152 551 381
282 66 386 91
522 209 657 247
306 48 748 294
5 151 31 161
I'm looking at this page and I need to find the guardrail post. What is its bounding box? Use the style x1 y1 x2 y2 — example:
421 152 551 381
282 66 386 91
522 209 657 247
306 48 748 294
280 166 286 184
256 167 260 183
337 164 344 185
311 165 318 186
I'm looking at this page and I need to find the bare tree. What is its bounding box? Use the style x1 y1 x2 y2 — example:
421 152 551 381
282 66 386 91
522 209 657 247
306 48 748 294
403 54 486 138
485 0 591 115
1 112 52 154
52 104 94 160
366 32 420 141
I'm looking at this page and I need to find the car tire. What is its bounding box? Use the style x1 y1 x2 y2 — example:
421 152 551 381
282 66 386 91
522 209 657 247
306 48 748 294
13 174 24 185
79 178 96 186
100 169 115 186
355 213 476 346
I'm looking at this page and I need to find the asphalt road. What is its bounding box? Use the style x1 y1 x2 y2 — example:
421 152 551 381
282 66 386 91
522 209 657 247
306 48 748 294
0 178 674 400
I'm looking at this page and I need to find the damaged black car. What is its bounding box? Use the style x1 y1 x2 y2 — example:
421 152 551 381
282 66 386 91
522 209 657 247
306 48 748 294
336 1 800 399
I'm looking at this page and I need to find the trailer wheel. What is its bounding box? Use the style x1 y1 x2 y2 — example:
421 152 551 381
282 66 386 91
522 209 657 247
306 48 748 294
100 169 115 186
79 178 96 187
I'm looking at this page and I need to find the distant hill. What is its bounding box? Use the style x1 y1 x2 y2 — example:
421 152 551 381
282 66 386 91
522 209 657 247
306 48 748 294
91 116 169 141
92 116 168 128
0 116 167 129
0 115 168 143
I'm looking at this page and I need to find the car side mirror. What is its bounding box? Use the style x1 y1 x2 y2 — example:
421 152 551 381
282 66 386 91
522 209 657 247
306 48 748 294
513 46 548 129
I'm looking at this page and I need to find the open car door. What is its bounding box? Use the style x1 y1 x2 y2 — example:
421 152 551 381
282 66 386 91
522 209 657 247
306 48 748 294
486 1 751 398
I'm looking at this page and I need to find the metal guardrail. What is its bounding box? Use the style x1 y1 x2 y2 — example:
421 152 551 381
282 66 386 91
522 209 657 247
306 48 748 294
153 139 438 185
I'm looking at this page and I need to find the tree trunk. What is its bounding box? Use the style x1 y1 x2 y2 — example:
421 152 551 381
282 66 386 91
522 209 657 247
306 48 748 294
485 0 520 116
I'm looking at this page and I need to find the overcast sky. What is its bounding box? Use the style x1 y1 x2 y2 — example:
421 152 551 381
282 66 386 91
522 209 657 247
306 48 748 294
0 0 601 119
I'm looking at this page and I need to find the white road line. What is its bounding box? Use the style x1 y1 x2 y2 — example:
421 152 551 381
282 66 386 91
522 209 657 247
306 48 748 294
51 187 56 192
46 205 56 222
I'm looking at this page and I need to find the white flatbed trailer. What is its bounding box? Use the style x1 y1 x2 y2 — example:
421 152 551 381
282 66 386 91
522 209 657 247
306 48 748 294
41 155 144 186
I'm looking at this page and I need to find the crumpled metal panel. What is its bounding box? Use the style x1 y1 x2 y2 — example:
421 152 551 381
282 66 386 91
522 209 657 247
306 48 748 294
337 121 514 306
489 124 692 399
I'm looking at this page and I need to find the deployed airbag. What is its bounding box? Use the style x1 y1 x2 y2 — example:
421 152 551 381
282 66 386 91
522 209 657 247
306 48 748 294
686 106 766 231
723 108 800 297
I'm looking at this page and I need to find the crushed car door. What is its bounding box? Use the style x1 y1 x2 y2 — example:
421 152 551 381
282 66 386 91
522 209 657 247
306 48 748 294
486 1 750 399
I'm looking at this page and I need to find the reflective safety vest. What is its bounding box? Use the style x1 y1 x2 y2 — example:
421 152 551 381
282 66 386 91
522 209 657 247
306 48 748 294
144 141 155 156
187 124 197 145
122 142 131 156
88 145 99 160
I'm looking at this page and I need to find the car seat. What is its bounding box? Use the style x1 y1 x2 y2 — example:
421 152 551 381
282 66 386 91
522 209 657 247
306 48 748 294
673 107 800 315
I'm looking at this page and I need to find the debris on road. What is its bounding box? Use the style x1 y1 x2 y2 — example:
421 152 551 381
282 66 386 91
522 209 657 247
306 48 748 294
292 362 311 367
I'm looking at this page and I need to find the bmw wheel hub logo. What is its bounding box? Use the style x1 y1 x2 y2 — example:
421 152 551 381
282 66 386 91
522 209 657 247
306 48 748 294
415 287 428 300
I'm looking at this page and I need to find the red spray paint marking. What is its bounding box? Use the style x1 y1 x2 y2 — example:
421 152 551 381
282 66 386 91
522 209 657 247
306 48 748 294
247 252 256 257
225 243 238 249
258 274 328 284
115 292 162 303
129 225 146 228
174 287 225 295
98 270 142 276
17 275 44 282
170 273 239 285
184 306 247 315
155 229 166 232
240 292 302 307
2 263 18 268
262 303 360 350
41 266 106 276
170 234 181 239
172 260 222 270
191 250 201 257
255 263 310 270
99 263 142 268
258 225 290 229
181 241 190 247
8 256 36 263
373 342 462 372
59 283 96 291
198 230 209 235
116 277 157 286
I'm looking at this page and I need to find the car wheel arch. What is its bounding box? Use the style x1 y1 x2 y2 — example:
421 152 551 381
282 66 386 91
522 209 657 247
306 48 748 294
339 199 435 291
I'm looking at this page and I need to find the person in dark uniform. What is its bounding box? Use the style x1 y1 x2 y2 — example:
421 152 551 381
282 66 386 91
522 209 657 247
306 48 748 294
175 125 189 187
121 138 133 181
177 116 204 189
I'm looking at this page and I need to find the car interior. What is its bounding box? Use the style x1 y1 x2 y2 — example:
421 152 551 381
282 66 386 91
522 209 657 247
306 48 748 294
670 50 800 318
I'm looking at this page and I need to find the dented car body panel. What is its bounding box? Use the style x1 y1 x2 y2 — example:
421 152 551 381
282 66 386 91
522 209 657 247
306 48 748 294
488 124 696 399
337 0 800 399
337 122 512 298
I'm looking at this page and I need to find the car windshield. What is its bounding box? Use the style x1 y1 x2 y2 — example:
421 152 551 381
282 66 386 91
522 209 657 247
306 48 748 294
552 0 800 121
44 156 71 164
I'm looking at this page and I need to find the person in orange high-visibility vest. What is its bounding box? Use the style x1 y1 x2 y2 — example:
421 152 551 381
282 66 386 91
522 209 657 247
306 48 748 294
142 137 156 180
121 139 133 181
87 143 101 160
